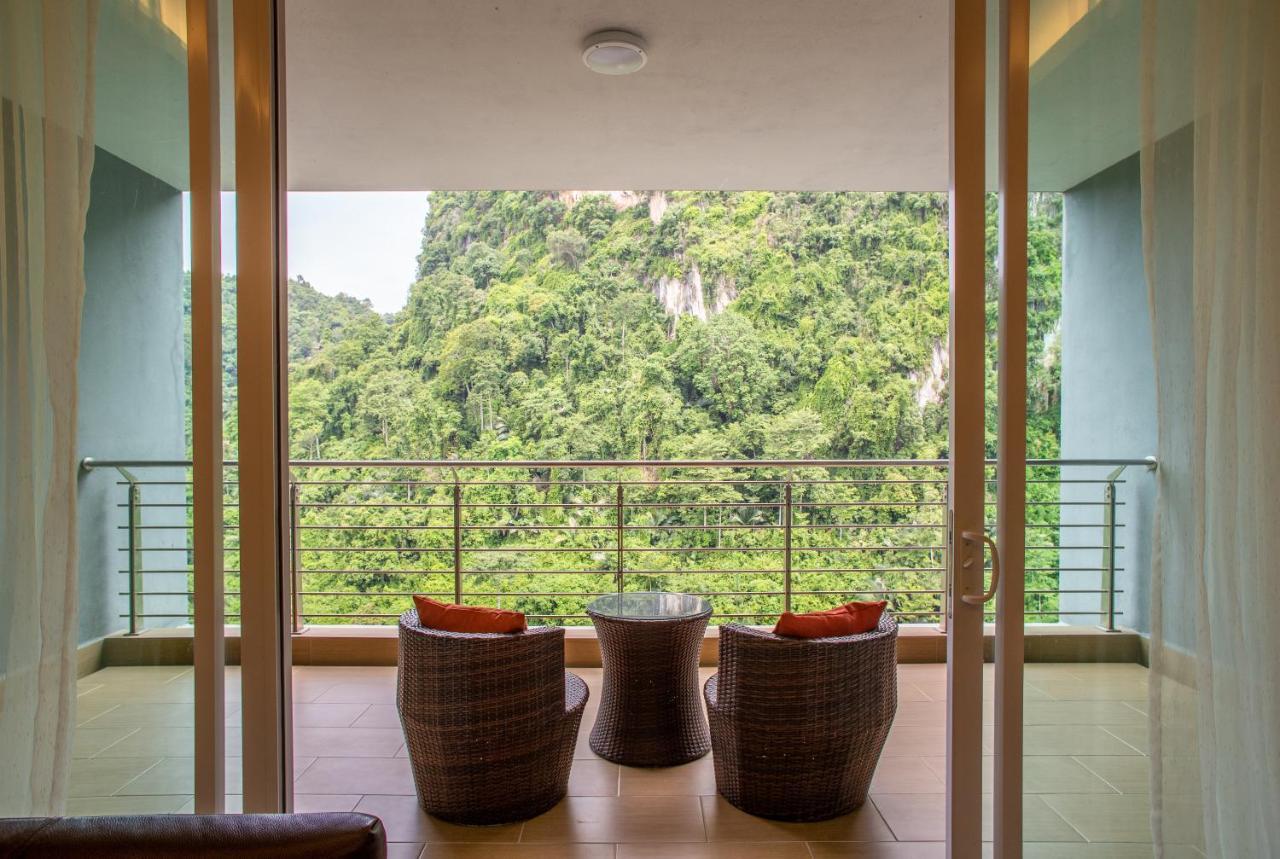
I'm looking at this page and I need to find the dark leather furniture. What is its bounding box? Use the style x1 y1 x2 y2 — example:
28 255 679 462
0 811 386 858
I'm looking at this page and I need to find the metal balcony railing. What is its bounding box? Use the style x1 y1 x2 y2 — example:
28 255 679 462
80 457 1156 633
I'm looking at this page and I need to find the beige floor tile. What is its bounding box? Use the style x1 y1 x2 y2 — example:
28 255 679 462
896 683 935 703
77 679 196 704
93 726 197 758
1024 726 1144 756
355 793 523 843
1024 845 1155 858
295 793 364 812
869 794 944 841
424 846 613 858
115 756 248 795
522 795 705 843
73 726 140 758
1041 794 1154 843
1035 680 1149 702
871 794 1082 843
295 756 415 795
295 702 373 727
1023 756 1120 794
700 795 893 842
351 703 402 728
619 843 810 858
882 726 946 757
75 699 123 726
569 759 621 796
1074 756 1150 794
575 721 600 759
619 757 717 796
294 726 406 758
869 757 944 794
68 757 162 798
65 793 190 816
918 754 1117 795
176 794 243 814
314 681 397 705
80 702 196 728
1100 725 1149 754
386 844 425 859
86 666 190 684
1018 700 1149 727
66 659 1158 855
808 844 946 858
893 701 947 726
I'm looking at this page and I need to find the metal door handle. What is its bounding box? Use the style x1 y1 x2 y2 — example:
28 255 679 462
960 530 1000 605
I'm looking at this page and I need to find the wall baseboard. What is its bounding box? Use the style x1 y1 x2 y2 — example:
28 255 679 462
97 624 1143 669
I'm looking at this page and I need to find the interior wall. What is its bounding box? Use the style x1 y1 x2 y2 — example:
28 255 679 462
77 148 188 645
1058 124 1193 636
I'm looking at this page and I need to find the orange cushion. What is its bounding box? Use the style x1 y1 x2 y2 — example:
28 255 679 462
413 595 527 634
773 600 887 639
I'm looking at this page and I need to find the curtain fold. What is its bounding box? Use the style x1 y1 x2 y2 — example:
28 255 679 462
1141 0 1280 854
0 0 98 816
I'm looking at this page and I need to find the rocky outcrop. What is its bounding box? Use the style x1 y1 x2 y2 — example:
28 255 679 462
655 261 707 320
648 191 668 224
556 190 643 210
651 261 738 327
911 340 948 408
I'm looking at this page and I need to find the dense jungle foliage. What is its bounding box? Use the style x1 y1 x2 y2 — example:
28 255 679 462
200 190 1065 625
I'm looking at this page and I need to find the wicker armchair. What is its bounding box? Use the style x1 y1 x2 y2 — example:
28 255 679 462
396 611 588 825
704 615 898 822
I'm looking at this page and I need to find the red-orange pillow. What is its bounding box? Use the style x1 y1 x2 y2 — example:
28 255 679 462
843 599 888 634
773 600 887 639
413 595 527 634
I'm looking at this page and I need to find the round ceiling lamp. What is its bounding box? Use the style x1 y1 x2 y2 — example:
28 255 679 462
581 30 648 75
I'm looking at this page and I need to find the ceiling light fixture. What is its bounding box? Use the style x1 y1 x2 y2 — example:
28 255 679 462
581 30 648 75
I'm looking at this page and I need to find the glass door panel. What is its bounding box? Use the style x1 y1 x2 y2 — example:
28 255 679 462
0 0 234 816
1014 0 1186 852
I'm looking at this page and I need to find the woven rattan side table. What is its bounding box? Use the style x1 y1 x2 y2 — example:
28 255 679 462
586 591 712 766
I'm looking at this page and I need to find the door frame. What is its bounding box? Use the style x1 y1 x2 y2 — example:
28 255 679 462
993 0 1029 853
234 0 294 813
186 0 226 815
946 0 989 853
946 0 1030 853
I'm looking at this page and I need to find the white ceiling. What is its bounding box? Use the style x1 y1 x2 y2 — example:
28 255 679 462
284 0 951 192
85 0 1192 194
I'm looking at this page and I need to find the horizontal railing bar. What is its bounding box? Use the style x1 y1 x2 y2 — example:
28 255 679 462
86 457 1157 468
139 588 1133 600
126 608 1122 620
113 521 1115 532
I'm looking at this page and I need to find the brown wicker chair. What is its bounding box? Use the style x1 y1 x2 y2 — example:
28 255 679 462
397 610 588 825
704 615 898 822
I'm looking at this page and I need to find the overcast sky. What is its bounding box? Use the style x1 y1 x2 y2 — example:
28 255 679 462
183 192 431 314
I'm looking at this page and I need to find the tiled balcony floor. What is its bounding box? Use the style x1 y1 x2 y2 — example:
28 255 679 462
71 662 1160 858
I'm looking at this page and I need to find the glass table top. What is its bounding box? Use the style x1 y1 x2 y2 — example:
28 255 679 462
587 591 712 620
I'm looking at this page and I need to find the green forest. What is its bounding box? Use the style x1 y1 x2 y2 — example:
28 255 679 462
202 190 1066 625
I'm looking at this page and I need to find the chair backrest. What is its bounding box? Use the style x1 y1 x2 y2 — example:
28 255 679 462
0 812 385 858
715 616 898 725
396 611 566 721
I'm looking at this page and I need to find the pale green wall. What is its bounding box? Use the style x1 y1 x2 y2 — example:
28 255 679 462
1058 125 1192 635
76 148 188 645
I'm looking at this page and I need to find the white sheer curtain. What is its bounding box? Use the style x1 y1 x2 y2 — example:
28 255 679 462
1141 0 1280 854
0 0 98 816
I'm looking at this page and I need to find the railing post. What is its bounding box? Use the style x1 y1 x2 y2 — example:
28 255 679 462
615 481 625 596
289 478 304 633
124 472 144 635
453 479 463 604
939 480 950 633
1099 466 1124 632
783 478 793 614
